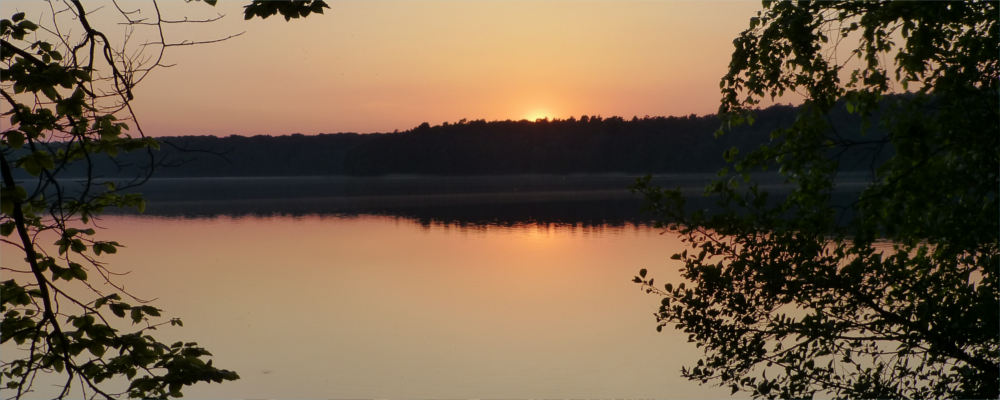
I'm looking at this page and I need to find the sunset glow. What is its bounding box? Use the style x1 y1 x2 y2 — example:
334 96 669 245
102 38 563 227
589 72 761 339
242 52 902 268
1 0 765 136
524 110 553 121
3 0 987 398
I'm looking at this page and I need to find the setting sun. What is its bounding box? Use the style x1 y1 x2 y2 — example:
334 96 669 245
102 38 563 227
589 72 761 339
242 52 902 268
524 110 552 121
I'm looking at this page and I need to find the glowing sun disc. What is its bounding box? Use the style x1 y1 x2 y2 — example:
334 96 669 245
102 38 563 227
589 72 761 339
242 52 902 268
524 110 551 121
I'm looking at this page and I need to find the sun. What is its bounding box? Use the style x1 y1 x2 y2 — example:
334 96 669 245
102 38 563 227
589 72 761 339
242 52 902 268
523 110 551 121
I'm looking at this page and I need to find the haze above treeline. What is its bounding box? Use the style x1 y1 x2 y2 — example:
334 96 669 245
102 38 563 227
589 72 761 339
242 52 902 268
80 103 890 178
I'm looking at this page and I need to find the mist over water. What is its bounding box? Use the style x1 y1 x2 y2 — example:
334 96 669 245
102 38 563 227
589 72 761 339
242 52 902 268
108 173 870 225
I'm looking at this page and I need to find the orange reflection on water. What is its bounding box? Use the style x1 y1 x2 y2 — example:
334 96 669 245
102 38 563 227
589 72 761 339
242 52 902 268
6 214 731 398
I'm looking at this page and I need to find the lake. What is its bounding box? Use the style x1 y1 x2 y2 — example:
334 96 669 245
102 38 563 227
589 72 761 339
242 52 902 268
3 174 872 398
82 213 726 399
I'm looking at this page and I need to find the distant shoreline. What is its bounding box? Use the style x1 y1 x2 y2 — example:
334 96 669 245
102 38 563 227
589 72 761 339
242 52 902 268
92 173 871 223
19 102 891 179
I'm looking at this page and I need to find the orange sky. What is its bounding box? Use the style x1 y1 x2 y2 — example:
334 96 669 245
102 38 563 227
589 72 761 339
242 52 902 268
3 1 764 136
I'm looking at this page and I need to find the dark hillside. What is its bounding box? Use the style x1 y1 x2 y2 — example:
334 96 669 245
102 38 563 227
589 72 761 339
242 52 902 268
54 103 889 178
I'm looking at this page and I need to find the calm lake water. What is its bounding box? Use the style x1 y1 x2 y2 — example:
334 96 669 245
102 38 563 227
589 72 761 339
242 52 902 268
4 174 875 398
18 213 729 399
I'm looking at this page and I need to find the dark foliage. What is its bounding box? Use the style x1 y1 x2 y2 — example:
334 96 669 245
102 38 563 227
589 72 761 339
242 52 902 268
1 1 326 397
68 103 891 178
633 1 997 399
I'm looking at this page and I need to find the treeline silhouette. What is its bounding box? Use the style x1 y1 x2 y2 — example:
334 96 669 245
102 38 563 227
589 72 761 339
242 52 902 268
84 103 887 178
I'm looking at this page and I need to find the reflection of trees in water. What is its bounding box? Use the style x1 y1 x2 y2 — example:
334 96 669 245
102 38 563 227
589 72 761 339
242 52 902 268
103 174 868 228
115 197 656 228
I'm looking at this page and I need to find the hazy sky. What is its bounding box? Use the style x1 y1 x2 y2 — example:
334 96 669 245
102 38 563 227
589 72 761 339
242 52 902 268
3 1 764 136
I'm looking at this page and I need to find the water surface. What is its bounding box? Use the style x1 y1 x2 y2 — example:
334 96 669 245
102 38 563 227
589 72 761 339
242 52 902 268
80 214 725 398
5 173 876 398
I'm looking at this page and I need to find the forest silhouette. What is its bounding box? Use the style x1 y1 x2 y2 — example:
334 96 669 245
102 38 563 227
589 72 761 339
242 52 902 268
62 102 890 178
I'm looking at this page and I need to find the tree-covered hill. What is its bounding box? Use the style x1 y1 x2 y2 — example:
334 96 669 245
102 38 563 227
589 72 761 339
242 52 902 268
74 102 887 178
